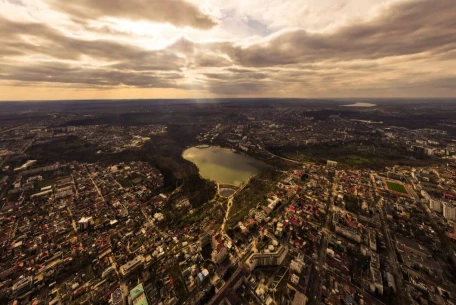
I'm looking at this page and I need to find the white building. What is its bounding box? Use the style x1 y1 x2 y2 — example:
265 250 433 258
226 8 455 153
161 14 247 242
14 160 37 172
290 257 305 275
421 190 431 201
430 199 443 213
443 203 456 221
78 216 93 231
247 245 288 270
119 255 144 277
327 160 338 167
153 212 165 221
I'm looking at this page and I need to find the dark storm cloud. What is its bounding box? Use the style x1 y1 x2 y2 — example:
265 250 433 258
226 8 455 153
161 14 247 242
0 17 175 63
192 53 232 67
109 52 184 72
206 80 270 95
165 38 232 67
0 18 229 72
202 69 271 94
204 71 267 80
0 16 186 73
227 0 456 67
0 17 232 89
226 68 256 73
0 62 181 88
45 0 216 29
1 18 182 74
418 77 456 89
1 0 454 96
4 0 25 6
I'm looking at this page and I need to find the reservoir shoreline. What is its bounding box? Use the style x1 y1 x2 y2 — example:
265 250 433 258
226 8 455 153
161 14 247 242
182 145 266 187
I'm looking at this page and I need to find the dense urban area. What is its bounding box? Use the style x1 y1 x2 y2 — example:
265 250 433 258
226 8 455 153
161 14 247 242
1 99 456 305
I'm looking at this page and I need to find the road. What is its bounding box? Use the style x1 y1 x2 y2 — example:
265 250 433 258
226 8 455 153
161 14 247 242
310 176 336 304
0 155 11 171
220 175 254 232
378 201 408 304
66 206 77 232
85 166 105 201
0 171 14 209
0 122 31 134
142 208 155 228
220 197 233 232
370 173 410 304
259 145 305 165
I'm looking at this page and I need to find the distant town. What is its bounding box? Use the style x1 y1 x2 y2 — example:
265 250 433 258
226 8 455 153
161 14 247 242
1 99 456 305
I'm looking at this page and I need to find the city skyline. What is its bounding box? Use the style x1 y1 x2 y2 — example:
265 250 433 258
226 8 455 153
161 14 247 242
0 0 455 100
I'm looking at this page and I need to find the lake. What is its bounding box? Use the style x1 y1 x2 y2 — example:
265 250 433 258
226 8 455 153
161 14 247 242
182 146 265 186
342 102 376 107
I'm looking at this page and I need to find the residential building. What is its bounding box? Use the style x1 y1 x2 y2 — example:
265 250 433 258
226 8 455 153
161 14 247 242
247 245 288 270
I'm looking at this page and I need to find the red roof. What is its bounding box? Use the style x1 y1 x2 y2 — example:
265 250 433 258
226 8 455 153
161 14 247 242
216 243 225 252
345 218 358 229
290 217 299 225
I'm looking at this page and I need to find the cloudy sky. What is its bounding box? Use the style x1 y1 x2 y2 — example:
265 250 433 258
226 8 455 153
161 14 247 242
0 0 455 100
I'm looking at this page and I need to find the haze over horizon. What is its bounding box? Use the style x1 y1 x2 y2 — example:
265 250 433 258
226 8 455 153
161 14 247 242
0 0 455 101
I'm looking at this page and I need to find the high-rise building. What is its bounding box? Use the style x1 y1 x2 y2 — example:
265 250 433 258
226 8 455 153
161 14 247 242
247 245 288 270
443 203 456 221
430 199 443 213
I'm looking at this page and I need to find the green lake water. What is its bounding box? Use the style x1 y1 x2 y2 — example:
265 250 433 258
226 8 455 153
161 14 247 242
182 146 265 186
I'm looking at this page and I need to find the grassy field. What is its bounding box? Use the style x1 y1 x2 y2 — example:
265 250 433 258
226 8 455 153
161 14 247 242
272 140 438 169
386 181 407 194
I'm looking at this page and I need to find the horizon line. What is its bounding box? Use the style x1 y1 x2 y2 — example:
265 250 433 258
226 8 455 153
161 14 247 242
1 97 456 103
